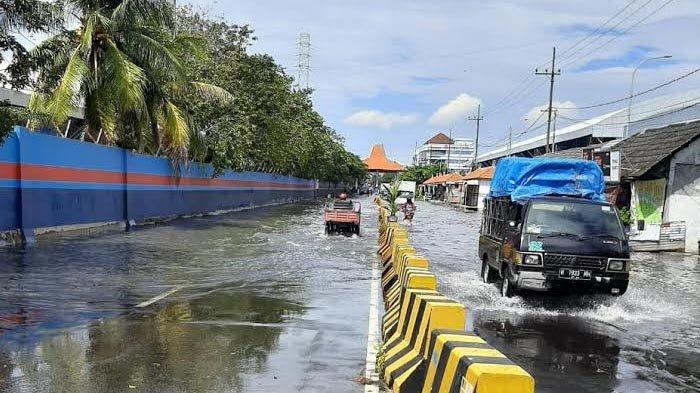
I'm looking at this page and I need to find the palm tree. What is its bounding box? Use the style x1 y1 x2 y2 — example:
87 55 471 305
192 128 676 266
386 180 401 217
30 0 231 163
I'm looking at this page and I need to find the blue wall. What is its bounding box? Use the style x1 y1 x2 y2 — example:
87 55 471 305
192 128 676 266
0 128 316 237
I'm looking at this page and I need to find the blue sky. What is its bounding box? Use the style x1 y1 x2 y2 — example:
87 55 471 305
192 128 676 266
188 0 700 164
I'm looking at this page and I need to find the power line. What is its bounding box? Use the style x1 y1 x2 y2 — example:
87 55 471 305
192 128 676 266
558 100 700 126
574 67 700 110
489 75 536 109
486 0 652 117
556 0 642 60
485 0 672 120
484 79 548 117
556 0 656 67
487 94 700 157
480 111 547 149
560 0 677 70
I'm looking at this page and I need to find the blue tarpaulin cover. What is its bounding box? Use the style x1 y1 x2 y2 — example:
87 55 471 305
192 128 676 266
489 157 605 202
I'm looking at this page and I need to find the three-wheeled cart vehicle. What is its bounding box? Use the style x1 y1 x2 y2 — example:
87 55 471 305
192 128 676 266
324 194 361 234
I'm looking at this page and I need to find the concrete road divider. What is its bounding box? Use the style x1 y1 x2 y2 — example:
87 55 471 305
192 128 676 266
382 289 437 340
382 245 416 293
374 201 534 393
383 268 437 337
382 246 421 288
385 266 434 309
423 330 534 393
382 293 466 389
380 235 409 264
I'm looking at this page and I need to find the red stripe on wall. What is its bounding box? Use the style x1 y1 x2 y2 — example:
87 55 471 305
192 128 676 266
0 163 20 180
21 164 125 184
0 162 313 189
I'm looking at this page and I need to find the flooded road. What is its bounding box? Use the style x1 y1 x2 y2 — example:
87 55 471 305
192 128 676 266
0 199 377 393
407 201 700 393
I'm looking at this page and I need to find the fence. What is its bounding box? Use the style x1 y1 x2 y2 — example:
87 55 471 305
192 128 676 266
0 127 316 241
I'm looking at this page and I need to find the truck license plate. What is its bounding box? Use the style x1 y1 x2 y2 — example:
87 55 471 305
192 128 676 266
559 268 591 280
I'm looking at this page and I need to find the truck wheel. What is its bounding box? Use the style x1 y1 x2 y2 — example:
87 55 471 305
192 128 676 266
500 265 516 298
481 257 494 284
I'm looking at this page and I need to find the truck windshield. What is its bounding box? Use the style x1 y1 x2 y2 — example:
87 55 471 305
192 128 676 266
524 201 624 239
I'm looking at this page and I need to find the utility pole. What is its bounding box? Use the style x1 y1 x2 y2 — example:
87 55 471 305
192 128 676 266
507 126 513 157
446 128 452 172
540 107 558 153
467 104 483 170
296 32 311 89
535 47 561 154
552 110 558 152
413 140 418 166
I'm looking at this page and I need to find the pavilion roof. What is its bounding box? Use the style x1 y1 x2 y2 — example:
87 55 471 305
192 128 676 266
363 144 405 172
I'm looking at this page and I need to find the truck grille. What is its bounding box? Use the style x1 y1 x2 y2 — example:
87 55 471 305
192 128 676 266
543 254 606 270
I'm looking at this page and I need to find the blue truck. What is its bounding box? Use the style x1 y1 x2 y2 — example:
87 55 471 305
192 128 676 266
478 157 630 297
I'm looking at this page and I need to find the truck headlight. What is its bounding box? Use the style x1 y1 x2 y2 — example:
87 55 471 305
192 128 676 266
607 259 626 271
523 254 542 266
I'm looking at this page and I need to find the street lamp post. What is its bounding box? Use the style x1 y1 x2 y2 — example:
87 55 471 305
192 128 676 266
626 55 672 137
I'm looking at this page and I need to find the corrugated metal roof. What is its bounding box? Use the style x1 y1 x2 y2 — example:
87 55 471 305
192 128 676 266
543 147 585 159
613 120 700 179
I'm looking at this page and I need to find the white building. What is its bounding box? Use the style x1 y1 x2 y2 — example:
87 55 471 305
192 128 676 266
414 132 475 171
461 166 494 211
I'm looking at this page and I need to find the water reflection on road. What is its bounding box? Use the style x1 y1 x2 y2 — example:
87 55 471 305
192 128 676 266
0 199 377 393
407 201 700 393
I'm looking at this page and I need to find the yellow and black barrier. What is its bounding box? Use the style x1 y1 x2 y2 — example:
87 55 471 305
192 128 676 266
382 293 466 389
374 200 535 393
422 330 535 393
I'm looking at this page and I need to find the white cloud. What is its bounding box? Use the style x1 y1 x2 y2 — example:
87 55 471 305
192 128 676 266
523 101 578 127
188 0 700 163
428 93 482 126
344 110 419 129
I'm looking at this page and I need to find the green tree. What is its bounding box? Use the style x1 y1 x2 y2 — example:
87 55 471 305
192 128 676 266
176 7 366 183
0 0 63 89
399 164 444 184
0 103 29 140
29 0 231 164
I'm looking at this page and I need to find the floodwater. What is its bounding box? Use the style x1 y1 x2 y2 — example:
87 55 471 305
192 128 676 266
0 199 378 393
407 201 700 393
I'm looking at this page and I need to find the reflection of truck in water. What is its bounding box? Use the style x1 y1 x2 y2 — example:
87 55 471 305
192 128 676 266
478 158 630 297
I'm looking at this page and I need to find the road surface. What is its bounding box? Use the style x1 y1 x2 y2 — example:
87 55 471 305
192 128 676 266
407 201 700 393
0 200 378 393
